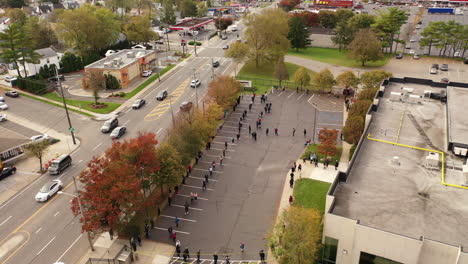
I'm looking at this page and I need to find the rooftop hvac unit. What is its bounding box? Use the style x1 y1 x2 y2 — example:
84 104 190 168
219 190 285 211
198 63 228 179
103 62 112 68
408 94 423 104
127 52 135 58
423 90 431 98
401 87 414 93
390 92 403 101
426 152 440 169
454 147 468 156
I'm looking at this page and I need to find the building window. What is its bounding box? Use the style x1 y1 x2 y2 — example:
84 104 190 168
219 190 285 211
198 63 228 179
359 252 403 264
322 237 338 264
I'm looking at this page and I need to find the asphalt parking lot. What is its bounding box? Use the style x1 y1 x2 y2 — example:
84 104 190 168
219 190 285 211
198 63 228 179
150 90 342 262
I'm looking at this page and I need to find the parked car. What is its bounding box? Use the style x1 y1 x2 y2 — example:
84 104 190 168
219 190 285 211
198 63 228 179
0 166 16 180
409 49 415 55
395 53 403 59
155 39 164 44
0 114 7 122
212 60 220 67
190 79 201 88
48 154 72 175
410 39 416 43
0 96 4 102
101 118 119 133
110 126 126 139
441 78 449 83
132 99 146 109
223 45 229 49
465 57 468 64
31 134 49 142
132 44 146 49
440 64 448 71
454 51 461 57
405 44 411 49
416 24 421 29
141 70 153 77
221 35 228 40
430 68 438 74
180 101 193 111
5 91 19 97
413 54 420 59
4 76 15 83
0 102 8 110
156 90 168 101
35 180 63 202
48 75 65 82
432 64 439 70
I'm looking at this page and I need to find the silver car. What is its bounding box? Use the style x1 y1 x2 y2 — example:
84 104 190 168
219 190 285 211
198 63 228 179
35 180 63 202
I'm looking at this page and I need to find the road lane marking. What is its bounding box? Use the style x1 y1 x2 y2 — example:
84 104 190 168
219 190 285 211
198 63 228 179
57 171 69 180
172 204 204 211
208 148 234 152
54 212 60 217
205 154 231 159
36 236 56 256
154 227 190 235
160 215 197 222
297 93 304 101
0 216 12 226
122 120 130 126
176 194 208 201
78 160 83 163
34 227 42 234
92 142 103 151
156 128 163 134
55 234 83 263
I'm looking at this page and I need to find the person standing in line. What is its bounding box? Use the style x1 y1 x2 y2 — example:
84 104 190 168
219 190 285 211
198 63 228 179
292 128 296 136
168 226 173 237
259 250 265 262
175 216 180 227
222 149 226 157
184 248 190 259
249 125 251 134
209 166 213 176
213 253 219 264
290 172 294 180
260 111 263 118
335 160 339 170
225 141 228 149
183 252 188 262
232 136 235 143
225 256 231 264
266 128 269 136
220 156 224 166
264 105 268 113
184 201 190 215
212 161 216 170
298 164 302 172
274 128 278 136
289 195 294 204
205 174 209 183
197 250 201 263
202 180 207 191
176 242 181 257
304 129 307 137
290 177 294 188
249 103 252 111
168 196 172 206
315 159 319 167
171 231 177 242
237 133 240 140
240 242 245 253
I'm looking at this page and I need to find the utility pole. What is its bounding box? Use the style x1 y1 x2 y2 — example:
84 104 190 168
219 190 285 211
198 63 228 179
72 176 95 251
56 67 77 145
192 68 199 109
168 95 175 125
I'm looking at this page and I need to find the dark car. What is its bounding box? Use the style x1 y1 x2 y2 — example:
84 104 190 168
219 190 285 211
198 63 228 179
432 64 439 70
5 91 19 98
441 78 449 83
465 57 468 64
395 53 403 59
440 64 448 71
156 90 168 101
48 75 65 82
0 166 16 180
212 60 220 67
110 126 126 139
132 99 146 109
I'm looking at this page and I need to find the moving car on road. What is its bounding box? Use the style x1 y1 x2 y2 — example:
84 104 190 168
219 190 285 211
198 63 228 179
48 154 72 175
31 134 49 142
35 180 63 202
223 45 229 49
141 70 153 77
190 79 201 88
180 101 193 111
0 102 8 110
156 90 168 101
212 60 220 67
0 114 7 122
132 99 146 109
101 118 119 133
0 166 16 180
110 126 126 139
5 91 19 97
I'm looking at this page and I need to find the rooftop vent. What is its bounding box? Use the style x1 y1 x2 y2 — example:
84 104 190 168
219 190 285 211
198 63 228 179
391 156 400 166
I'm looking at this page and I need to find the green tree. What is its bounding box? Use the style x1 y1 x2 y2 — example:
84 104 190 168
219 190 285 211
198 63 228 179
224 41 248 75
360 70 392 89
105 0 134 14
197 2 208 17
293 67 311 91
60 53 84 73
372 7 408 53
332 21 353 51
6 8 27 25
313 68 335 92
153 142 185 193
287 16 311 51
336 70 359 88
348 28 384 66
23 140 50 172
419 22 443 56
162 0 176 25
335 8 354 25
274 57 289 88
207 75 241 110
318 10 337 29
343 115 364 144
349 100 372 118
214 17 233 33
56 4 120 56
244 8 290 68
23 17 58 50
269 206 322 264
124 16 158 44
347 13 375 32
105 74 121 90
3 0 27 8
84 71 106 105
180 0 197 18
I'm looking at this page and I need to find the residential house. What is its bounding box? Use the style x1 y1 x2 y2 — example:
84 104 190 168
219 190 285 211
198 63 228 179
8 48 62 77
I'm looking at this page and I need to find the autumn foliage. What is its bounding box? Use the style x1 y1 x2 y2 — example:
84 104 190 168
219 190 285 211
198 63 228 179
317 128 339 157
279 0 301 11
207 75 241 110
292 12 320 27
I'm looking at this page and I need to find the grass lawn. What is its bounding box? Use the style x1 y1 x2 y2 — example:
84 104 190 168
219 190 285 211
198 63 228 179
294 178 331 213
124 64 176 99
237 62 315 94
20 92 94 117
288 47 391 68
42 92 121 114
301 144 342 164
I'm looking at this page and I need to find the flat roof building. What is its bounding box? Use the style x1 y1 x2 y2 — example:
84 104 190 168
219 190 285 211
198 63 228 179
322 78 468 264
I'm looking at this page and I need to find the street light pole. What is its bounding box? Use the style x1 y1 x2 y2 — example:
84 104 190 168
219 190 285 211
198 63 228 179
168 96 175 125
192 68 199 109
56 67 77 145
312 103 318 144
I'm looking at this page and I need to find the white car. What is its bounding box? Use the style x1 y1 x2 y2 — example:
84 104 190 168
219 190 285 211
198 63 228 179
31 134 49 142
141 70 152 77
410 39 416 43
190 79 201 88
0 102 8 110
132 44 146 49
4 76 15 83
409 49 415 55
35 180 63 202
430 68 438 74
0 96 4 102
416 25 421 29
0 114 6 122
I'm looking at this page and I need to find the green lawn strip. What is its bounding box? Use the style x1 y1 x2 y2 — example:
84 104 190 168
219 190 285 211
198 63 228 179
237 62 316 94
124 64 176 99
288 47 391 68
293 178 331 213
42 92 120 114
301 144 342 164
20 93 94 117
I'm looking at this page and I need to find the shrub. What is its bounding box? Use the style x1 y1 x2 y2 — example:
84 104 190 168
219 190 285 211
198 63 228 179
348 100 372 118
60 53 84 73
357 88 378 101
349 144 357 161
188 41 202 46
17 78 48 95
343 116 364 144
119 92 126 97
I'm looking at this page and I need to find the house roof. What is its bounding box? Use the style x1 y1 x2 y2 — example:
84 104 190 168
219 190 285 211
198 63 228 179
0 127 30 153
36 48 57 59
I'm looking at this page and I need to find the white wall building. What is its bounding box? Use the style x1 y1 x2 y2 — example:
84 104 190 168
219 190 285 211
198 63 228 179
9 48 62 77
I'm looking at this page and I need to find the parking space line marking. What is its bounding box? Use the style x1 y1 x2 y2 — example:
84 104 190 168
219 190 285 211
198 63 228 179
193 168 223 174
177 194 208 201
206 154 231 159
212 141 236 145
160 215 197 222
34 227 42 234
180 184 214 191
154 227 190 234
0 216 12 226
37 236 56 255
297 93 305 101
188 175 219 182
156 128 163 134
122 120 130 126
209 148 234 152
53 212 60 217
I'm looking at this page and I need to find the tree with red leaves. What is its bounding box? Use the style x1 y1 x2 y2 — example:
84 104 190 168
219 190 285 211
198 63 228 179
317 128 339 157
279 0 301 11
71 132 160 235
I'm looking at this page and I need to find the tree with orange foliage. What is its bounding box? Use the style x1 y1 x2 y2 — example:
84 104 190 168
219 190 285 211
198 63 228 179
207 75 241 110
317 128 339 157
71 132 160 235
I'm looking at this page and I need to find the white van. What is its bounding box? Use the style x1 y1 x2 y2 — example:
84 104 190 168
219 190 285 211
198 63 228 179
231 25 238 31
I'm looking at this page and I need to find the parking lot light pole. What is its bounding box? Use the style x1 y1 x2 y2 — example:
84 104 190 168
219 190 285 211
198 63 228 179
55 68 76 145
312 102 318 144
58 188 95 252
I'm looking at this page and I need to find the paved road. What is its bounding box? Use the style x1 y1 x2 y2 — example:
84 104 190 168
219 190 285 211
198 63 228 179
0 34 237 264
